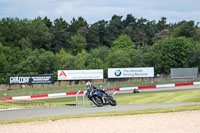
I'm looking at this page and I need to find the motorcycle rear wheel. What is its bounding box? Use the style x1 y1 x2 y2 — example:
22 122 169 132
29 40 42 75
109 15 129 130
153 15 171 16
92 95 104 107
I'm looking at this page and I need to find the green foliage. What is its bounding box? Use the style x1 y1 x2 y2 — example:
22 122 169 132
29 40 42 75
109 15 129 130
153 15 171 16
97 20 111 47
34 50 57 74
0 15 200 84
129 49 147 67
69 17 88 34
50 18 70 52
74 50 87 69
189 42 200 69
193 29 200 41
28 19 52 49
172 20 196 38
89 46 111 62
0 53 9 73
69 34 87 55
86 58 105 69
108 15 123 42
106 49 131 68
157 17 168 31
151 37 196 74
17 49 56 74
86 23 100 50
112 34 135 52
56 49 74 70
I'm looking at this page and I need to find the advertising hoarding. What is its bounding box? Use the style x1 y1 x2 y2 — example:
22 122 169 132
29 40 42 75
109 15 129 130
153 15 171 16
108 67 154 78
171 68 198 79
58 70 104 80
9 75 54 84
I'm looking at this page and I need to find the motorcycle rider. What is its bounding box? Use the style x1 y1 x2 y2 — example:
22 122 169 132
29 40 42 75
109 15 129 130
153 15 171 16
86 81 92 89
85 81 117 107
86 81 93 99
86 81 107 98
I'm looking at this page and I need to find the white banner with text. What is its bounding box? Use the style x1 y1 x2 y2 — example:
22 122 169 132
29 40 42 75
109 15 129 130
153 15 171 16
108 67 154 78
58 70 104 80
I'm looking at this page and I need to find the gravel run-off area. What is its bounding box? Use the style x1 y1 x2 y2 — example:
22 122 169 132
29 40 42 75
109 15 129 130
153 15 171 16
0 110 200 133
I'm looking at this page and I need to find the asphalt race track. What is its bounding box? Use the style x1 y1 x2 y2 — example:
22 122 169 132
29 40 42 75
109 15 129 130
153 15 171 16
1 102 200 121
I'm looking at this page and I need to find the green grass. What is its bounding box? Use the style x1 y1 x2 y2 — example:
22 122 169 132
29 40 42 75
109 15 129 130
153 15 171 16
1 78 199 98
0 100 51 109
116 90 200 104
1 104 200 124
42 89 200 106
1 89 200 109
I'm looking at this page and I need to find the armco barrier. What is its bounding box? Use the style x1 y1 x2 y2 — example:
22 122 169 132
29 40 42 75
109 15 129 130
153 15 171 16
0 81 200 101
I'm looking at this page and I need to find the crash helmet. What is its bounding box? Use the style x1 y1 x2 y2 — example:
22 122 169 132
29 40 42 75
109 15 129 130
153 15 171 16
86 81 92 88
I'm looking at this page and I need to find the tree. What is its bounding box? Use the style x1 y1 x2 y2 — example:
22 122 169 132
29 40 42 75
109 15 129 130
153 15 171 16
157 17 168 31
50 18 70 52
1 46 30 74
18 37 32 49
0 53 9 83
86 58 104 69
0 18 24 48
193 28 200 41
129 49 146 67
35 51 57 74
97 20 110 46
56 48 74 70
136 18 158 46
108 15 123 44
189 42 200 69
153 29 170 43
172 20 196 38
42 16 52 28
69 34 87 55
122 14 137 28
112 34 135 52
19 49 56 74
106 49 131 68
28 18 52 50
0 53 9 73
86 23 100 50
151 37 196 74
88 46 111 62
69 17 88 35
74 50 87 69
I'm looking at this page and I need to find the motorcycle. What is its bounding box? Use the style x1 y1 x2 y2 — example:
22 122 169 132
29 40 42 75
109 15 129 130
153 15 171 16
86 86 117 107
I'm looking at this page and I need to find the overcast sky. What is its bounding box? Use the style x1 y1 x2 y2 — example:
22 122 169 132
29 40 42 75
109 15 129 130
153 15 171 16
1 0 200 24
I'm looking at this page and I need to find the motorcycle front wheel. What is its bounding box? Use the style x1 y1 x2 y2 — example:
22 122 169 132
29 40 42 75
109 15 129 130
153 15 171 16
108 97 117 106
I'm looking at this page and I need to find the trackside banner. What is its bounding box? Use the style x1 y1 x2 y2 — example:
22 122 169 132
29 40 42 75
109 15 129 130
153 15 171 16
108 67 154 78
58 70 104 80
9 75 54 84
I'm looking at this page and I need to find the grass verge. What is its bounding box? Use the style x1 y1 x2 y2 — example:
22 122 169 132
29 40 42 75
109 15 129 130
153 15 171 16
1 78 199 98
0 104 200 124
1 89 200 109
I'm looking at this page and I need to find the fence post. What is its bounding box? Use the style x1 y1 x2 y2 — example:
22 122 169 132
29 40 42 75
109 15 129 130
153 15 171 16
76 90 81 106
83 92 85 106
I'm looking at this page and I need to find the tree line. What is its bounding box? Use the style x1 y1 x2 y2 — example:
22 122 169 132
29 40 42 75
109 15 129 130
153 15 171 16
0 14 200 83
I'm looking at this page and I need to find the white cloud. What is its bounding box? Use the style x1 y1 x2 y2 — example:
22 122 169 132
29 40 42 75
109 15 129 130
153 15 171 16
38 10 48 17
1 0 200 23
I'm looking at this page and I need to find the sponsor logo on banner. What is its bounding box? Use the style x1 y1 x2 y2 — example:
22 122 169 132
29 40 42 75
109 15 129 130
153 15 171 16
115 70 121 76
58 70 103 80
108 67 154 78
59 70 67 77
9 75 54 84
